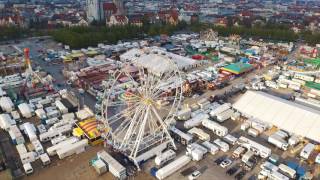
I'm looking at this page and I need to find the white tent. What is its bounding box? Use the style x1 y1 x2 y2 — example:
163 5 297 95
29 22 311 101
233 91 320 142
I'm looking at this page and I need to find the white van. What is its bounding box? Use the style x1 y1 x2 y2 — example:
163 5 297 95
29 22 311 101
23 163 33 175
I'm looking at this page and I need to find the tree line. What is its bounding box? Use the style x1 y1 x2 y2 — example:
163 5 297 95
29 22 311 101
1 21 320 48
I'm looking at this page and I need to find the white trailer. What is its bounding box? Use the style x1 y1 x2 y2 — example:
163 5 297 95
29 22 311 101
20 122 37 141
223 134 238 145
46 137 79 156
18 103 33 118
44 117 59 126
55 100 68 114
97 150 127 180
260 161 279 172
288 135 300 146
155 149 176 166
10 111 21 122
216 109 234 122
184 113 209 129
213 139 229 152
209 103 231 117
240 122 250 131
201 141 219 155
56 139 88 159
238 136 271 158
232 146 246 158
188 127 210 141
156 155 191 180
300 143 315 159
268 134 289 151
0 96 14 113
197 99 210 110
202 119 228 137
176 108 191 121
279 164 296 178
0 113 16 131
9 125 25 145
46 110 60 119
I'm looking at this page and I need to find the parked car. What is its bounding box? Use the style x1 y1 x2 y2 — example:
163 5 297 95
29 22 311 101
220 158 232 168
226 165 239 176
235 170 246 180
214 156 226 165
188 170 201 180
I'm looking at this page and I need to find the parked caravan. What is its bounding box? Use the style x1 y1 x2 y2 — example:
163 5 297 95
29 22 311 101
184 113 209 129
279 164 296 178
16 144 27 155
10 111 21 123
213 139 229 152
0 96 14 113
268 134 289 151
155 149 176 166
216 109 234 122
55 100 68 114
201 141 219 155
176 108 191 121
269 170 289 180
18 103 34 118
232 147 246 158
97 150 127 180
300 143 315 159
242 150 255 163
20 122 37 141
32 140 44 155
188 127 210 141
209 103 231 117
35 109 47 120
0 113 16 131
202 119 228 137
223 134 238 145
46 110 60 119
186 143 208 161
51 135 67 145
20 152 37 164
9 125 25 145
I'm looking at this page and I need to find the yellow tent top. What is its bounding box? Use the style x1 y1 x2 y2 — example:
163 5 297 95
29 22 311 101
73 127 84 137
70 52 84 58
85 50 99 56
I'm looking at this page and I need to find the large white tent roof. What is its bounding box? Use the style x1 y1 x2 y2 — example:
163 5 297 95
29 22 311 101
233 91 320 142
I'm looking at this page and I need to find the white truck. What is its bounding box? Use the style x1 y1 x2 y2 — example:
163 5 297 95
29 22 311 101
184 113 209 129
188 127 210 141
40 124 72 142
97 150 127 180
23 163 33 175
20 122 37 141
156 155 191 180
216 109 234 122
18 103 34 118
213 139 229 152
268 134 289 151
300 143 315 159
202 119 228 137
47 137 79 156
279 164 296 179
56 139 88 159
0 96 14 113
201 141 219 155
155 149 176 166
223 134 238 145
209 103 231 117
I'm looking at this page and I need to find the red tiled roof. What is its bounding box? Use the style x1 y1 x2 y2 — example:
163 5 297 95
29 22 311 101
103 2 117 14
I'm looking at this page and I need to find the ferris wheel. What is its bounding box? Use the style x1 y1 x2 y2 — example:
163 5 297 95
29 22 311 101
100 56 183 169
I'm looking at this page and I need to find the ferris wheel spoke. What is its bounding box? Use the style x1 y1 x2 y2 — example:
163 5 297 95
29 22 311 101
132 106 150 158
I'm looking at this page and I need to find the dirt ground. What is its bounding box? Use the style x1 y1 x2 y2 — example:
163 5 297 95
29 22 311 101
24 145 154 180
